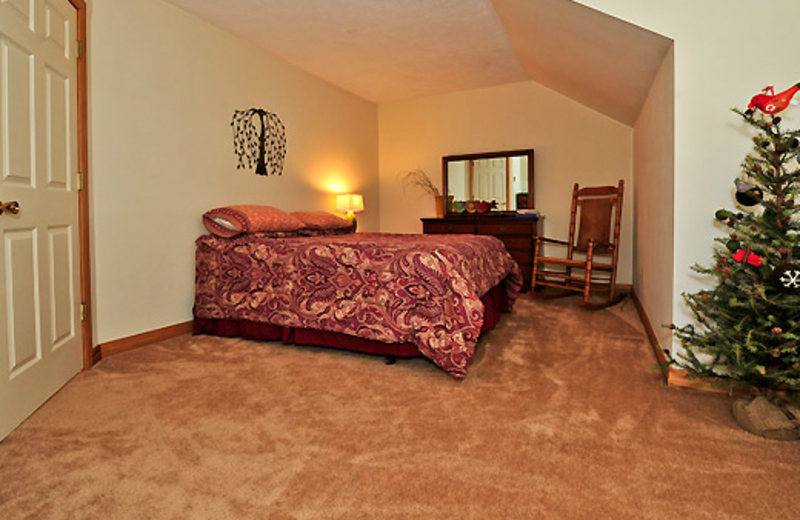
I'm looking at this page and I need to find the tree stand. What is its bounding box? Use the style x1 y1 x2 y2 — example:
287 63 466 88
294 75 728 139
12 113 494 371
731 396 800 441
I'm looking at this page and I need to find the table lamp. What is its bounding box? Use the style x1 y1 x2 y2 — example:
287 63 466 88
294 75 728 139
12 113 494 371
336 193 364 231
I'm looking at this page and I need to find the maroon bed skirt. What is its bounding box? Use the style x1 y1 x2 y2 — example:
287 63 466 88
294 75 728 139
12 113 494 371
193 282 511 358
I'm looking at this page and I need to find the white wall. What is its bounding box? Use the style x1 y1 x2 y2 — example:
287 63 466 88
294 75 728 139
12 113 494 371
88 0 378 343
576 0 800 354
379 80 634 283
633 47 674 351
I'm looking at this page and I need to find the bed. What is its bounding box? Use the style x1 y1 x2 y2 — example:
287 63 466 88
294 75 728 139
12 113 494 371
193 231 522 378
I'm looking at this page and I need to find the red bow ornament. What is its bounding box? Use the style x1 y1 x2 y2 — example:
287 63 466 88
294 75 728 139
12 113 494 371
731 249 763 267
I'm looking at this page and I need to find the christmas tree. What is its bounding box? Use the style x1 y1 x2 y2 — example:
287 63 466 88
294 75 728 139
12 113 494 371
672 107 800 398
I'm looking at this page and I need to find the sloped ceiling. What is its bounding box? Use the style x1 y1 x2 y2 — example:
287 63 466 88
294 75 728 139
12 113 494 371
163 0 672 125
492 0 672 125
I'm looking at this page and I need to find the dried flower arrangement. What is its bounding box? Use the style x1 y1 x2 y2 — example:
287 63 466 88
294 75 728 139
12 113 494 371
399 168 440 197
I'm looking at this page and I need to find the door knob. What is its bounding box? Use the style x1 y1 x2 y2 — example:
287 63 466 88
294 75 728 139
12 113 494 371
0 200 20 215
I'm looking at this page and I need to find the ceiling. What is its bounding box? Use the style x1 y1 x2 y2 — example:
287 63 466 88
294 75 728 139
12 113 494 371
163 0 672 126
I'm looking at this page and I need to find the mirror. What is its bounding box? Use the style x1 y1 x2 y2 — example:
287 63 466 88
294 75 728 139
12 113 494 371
442 149 534 214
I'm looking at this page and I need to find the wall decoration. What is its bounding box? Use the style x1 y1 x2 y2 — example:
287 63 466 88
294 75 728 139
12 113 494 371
231 108 286 176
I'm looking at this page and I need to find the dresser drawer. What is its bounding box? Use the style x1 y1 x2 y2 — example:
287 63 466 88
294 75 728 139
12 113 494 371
423 221 475 234
498 237 531 251
422 216 537 292
476 221 534 236
508 249 532 265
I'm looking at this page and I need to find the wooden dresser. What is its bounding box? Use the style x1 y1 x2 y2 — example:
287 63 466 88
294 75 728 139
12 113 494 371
421 215 540 291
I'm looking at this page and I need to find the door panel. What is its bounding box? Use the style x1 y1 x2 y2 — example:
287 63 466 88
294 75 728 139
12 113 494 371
48 224 74 350
2 0 34 29
0 0 80 441
5 228 41 376
1 36 36 186
45 65 70 188
44 1 69 56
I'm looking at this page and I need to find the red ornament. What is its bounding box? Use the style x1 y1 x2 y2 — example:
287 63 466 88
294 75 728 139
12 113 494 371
731 249 763 267
747 83 800 115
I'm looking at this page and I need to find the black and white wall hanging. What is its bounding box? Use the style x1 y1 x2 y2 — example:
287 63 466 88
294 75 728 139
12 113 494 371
231 108 286 176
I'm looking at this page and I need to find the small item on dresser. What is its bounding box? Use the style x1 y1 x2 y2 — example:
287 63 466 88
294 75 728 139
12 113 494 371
474 200 498 213
465 200 476 213
452 201 467 213
474 201 491 213
516 208 538 217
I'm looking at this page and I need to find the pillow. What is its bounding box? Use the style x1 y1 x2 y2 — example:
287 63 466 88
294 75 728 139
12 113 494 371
291 211 353 231
203 205 305 237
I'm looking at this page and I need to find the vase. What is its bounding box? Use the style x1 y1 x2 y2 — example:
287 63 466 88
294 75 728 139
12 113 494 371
434 195 446 218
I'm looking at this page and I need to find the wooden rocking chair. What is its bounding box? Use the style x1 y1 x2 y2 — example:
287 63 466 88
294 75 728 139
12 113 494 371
532 180 625 309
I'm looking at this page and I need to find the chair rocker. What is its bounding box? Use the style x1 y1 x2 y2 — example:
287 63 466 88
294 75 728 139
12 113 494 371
532 180 625 309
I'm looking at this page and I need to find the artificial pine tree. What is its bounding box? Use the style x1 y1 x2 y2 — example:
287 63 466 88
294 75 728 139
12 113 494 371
672 107 800 418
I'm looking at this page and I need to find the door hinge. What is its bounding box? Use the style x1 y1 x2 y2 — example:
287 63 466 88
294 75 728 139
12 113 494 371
80 302 87 322
77 172 84 191
77 40 84 60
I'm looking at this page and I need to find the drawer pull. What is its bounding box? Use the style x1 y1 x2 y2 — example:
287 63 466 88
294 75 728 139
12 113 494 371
499 226 507 232
446 225 454 232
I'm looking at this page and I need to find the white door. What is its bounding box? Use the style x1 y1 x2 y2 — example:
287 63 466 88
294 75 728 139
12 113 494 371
473 158 507 208
0 0 81 441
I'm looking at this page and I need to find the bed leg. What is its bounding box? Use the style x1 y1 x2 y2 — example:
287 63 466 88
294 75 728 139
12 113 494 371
384 356 397 365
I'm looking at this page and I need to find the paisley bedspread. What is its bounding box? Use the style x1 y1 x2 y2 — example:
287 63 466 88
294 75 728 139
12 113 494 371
193 232 522 378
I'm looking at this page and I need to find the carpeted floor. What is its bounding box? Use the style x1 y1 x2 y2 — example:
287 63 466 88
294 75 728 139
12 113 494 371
1 295 799 519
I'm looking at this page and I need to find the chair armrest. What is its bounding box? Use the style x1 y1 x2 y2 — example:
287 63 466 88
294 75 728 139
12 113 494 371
535 236 570 246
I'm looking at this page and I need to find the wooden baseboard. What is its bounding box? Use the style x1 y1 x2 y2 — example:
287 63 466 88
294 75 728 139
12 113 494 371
91 345 102 366
97 321 194 360
629 288 669 383
667 368 751 397
629 290 753 397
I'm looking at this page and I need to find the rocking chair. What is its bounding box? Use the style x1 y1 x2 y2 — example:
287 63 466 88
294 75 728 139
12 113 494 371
532 180 625 309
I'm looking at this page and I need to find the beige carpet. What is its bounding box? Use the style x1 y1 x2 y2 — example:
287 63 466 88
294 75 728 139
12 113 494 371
1 295 799 519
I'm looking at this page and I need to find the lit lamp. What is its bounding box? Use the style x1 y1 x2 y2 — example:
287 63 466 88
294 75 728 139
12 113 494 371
336 193 364 231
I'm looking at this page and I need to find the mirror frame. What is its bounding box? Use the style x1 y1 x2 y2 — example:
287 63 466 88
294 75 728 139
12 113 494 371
441 148 535 214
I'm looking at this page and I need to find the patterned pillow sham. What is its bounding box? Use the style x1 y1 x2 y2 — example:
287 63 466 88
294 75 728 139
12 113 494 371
291 211 354 231
203 205 305 237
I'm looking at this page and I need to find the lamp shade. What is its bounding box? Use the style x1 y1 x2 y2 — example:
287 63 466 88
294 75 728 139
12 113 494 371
336 193 364 213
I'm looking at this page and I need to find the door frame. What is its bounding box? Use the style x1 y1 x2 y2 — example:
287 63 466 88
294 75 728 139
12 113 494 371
69 0 92 370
